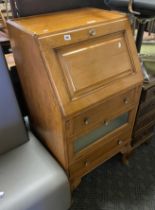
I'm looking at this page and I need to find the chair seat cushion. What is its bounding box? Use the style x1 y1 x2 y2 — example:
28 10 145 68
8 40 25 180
0 132 71 210
105 0 155 17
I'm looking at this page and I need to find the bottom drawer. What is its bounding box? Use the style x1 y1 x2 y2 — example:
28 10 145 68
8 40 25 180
69 131 130 178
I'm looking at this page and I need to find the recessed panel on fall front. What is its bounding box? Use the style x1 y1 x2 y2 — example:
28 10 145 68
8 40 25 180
57 32 133 100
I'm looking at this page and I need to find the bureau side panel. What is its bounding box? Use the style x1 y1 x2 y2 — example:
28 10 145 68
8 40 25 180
7 24 68 170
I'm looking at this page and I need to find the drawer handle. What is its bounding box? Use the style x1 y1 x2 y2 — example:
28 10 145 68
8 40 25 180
118 42 122 48
118 140 123 145
124 98 129 104
84 160 89 167
104 120 109 126
89 29 96 36
84 117 90 125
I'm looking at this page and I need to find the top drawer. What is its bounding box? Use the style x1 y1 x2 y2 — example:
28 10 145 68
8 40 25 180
67 88 136 137
38 15 128 48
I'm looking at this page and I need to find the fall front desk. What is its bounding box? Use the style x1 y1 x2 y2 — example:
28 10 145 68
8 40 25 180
8 8 143 189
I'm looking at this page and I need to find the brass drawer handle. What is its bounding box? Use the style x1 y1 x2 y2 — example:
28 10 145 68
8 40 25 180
84 160 89 167
104 120 109 126
84 117 90 125
124 98 129 104
118 42 122 48
89 29 96 36
118 140 123 145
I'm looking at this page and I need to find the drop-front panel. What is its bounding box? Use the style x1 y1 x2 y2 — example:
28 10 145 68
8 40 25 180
7 8 143 189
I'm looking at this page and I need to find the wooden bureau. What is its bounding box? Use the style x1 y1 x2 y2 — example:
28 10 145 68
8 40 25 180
7 8 143 189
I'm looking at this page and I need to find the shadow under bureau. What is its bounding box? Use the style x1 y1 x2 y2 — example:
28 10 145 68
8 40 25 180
7 8 143 190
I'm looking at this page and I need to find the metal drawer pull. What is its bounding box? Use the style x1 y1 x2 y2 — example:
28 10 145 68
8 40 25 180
84 117 90 125
84 160 89 167
118 42 122 48
118 140 123 145
89 29 96 36
104 120 109 126
124 98 129 104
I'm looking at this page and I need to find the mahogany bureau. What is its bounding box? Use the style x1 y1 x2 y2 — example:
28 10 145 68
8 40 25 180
7 8 143 189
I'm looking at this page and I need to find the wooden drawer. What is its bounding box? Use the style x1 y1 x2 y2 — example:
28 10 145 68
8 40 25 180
134 109 155 131
69 130 129 178
146 86 155 100
132 132 154 148
133 123 154 142
137 98 155 118
39 12 128 48
141 83 155 103
68 88 136 137
132 121 155 148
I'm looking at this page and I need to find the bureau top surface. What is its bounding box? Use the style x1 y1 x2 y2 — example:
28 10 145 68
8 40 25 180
8 8 126 35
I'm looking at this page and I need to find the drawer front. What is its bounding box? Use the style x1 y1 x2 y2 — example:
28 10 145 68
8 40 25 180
39 18 128 48
134 110 155 131
133 123 154 142
142 85 155 102
132 132 154 147
68 88 136 137
137 98 155 118
69 130 129 178
146 86 155 100
132 121 155 147
73 112 129 153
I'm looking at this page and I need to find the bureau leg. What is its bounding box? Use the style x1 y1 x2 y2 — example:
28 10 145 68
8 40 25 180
122 153 130 165
122 149 134 165
121 144 132 165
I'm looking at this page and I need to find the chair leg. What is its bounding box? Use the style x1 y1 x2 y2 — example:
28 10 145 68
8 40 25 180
136 22 146 53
